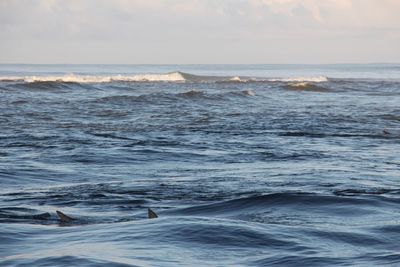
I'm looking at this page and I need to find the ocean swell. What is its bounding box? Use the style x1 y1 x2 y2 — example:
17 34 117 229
0 71 329 84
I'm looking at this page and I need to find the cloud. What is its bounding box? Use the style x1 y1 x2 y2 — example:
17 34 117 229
0 0 399 63
2 0 399 39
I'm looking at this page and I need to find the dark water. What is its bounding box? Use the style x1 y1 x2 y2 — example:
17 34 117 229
1 64 400 266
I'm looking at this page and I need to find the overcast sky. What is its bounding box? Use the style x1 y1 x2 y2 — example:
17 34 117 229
1 0 399 64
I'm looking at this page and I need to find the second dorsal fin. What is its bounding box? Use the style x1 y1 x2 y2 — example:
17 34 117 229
148 208 158 219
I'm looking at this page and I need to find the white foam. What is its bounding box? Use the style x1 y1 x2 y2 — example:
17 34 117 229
0 72 329 84
230 76 245 82
0 72 186 83
288 82 310 87
268 76 328 83
0 76 24 82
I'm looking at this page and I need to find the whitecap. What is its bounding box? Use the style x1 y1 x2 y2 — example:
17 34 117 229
0 72 187 83
268 76 328 83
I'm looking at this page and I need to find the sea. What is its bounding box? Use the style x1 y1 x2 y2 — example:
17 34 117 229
0 64 400 266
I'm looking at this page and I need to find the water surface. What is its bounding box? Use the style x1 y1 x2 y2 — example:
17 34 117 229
1 64 400 266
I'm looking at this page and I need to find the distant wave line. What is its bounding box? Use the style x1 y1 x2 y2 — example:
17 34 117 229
0 71 329 83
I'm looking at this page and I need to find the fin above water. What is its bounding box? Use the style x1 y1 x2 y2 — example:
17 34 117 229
148 208 158 219
56 210 75 223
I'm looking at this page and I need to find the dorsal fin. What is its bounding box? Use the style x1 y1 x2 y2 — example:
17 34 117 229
56 210 75 223
148 208 158 219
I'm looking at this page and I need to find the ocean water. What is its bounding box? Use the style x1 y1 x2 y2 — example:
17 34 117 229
0 64 400 266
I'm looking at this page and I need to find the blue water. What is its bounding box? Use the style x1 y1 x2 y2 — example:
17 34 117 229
1 64 400 266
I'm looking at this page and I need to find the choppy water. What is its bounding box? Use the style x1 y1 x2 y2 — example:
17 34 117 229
1 64 400 266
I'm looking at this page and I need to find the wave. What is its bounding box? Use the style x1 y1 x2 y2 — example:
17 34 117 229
268 76 328 83
94 88 256 104
0 72 186 83
167 192 381 217
0 207 51 224
0 71 329 84
285 82 332 92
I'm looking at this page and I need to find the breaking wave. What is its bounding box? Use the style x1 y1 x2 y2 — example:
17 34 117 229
268 76 328 83
0 72 186 83
0 71 329 84
285 82 332 92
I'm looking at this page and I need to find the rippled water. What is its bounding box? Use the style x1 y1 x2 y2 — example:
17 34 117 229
1 64 400 266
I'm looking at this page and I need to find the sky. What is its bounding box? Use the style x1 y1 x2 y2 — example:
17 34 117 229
0 0 399 64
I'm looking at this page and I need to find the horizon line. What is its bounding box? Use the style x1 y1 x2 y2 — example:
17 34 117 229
0 62 399 65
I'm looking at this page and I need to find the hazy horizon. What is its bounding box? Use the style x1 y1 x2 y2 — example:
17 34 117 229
1 62 400 64
1 0 400 64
